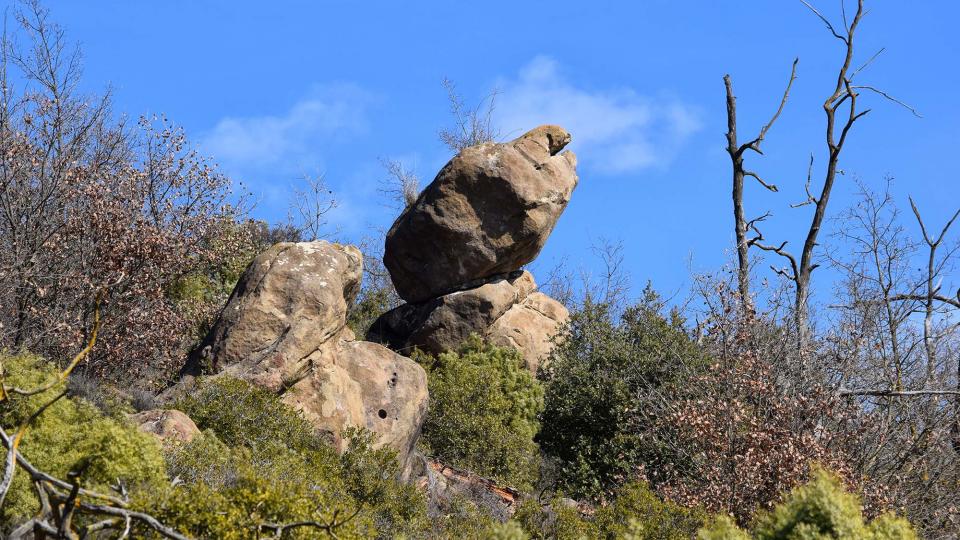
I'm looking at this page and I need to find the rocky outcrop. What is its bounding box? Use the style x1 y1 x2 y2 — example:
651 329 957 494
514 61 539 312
184 241 363 390
368 271 568 372
371 125 577 369
178 240 428 464
283 339 428 457
131 409 200 445
485 291 569 374
384 125 578 303
166 125 578 472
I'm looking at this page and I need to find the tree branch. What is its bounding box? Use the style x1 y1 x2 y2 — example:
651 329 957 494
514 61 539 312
840 388 960 397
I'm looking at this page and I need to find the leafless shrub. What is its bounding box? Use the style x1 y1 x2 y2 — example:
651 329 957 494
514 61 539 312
288 173 338 241
581 238 631 314
379 157 420 209
438 77 500 152
538 256 576 309
0 2 246 386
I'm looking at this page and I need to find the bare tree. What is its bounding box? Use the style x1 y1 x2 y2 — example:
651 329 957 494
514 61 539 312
0 2 242 384
288 173 338 241
583 238 631 314
438 77 500 152
378 157 420 209
724 58 797 314
824 182 960 535
827 179 920 394
908 197 960 382
753 0 917 359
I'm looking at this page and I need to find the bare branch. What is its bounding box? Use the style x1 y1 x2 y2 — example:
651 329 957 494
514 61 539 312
910 196 960 247
740 58 799 156
799 0 848 42
744 171 779 192
850 47 884 80
840 388 960 397
852 85 922 117
288 173 337 242
790 154 818 208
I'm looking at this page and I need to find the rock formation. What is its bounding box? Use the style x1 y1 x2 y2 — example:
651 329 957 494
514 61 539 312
368 271 568 373
370 125 577 371
178 241 428 463
384 125 578 303
167 124 577 475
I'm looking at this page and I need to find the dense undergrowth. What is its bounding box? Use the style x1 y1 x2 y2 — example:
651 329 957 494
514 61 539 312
2 350 917 539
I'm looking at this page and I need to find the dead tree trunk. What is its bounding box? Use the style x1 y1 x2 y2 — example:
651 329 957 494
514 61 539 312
755 0 879 362
724 60 796 315
909 197 960 381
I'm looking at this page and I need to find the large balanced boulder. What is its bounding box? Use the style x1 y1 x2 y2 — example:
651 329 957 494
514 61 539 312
368 271 568 373
179 241 428 464
384 125 578 303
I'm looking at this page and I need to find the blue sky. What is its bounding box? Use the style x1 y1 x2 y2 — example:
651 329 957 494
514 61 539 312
42 0 960 306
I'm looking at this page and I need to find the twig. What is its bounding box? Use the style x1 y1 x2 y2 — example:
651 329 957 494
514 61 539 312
852 85 922 117
840 388 960 397
799 0 848 42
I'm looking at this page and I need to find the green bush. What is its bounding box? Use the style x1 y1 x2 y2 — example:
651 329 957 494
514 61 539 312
139 433 376 539
417 335 544 490
514 480 705 540
698 468 916 540
175 375 324 451
159 375 429 539
594 481 707 539
428 494 522 539
347 275 400 337
0 353 167 525
538 287 708 500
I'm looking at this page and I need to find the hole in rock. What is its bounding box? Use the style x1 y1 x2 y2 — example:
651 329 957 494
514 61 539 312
378 409 388 419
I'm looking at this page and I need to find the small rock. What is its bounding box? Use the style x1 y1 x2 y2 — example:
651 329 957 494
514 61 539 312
130 409 200 444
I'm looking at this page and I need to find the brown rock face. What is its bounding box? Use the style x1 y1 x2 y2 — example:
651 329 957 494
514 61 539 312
130 409 200 445
184 241 363 390
486 292 569 374
283 339 428 458
179 241 428 463
384 125 578 303
368 271 568 372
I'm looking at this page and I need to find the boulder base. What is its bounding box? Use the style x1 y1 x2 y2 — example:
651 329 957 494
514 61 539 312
368 271 568 372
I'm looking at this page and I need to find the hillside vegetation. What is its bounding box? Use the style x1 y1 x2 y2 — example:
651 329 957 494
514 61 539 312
0 1 955 539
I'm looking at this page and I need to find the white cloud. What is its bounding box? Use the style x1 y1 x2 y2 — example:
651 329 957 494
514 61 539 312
494 56 701 174
201 83 376 173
